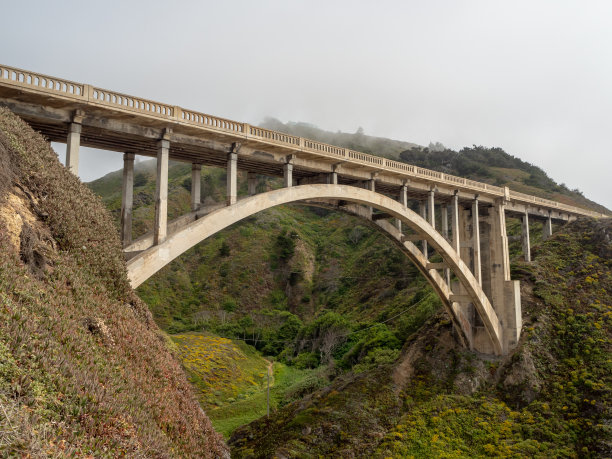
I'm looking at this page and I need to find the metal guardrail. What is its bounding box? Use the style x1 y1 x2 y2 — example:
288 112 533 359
0 64 606 219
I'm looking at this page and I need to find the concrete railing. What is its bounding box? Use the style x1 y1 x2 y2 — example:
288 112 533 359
0 64 606 219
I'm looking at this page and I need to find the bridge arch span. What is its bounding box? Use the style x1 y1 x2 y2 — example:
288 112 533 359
127 184 503 355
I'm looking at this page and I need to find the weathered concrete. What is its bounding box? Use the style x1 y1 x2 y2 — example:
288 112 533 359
247 172 257 196
396 183 408 231
120 153 135 246
65 121 81 174
226 152 237 205
126 184 507 354
543 213 553 240
522 211 531 262
419 201 428 256
428 188 436 230
283 158 293 188
451 192 460 253
441 204 451 285
153 139 169 245
191 164 201 211
472 197 482 285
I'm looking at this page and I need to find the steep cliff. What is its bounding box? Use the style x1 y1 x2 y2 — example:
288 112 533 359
0 108 228 457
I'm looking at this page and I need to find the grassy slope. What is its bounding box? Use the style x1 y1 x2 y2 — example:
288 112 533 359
168 332 314 438
230 218 611 458
86 117 609 452
0 108 228 457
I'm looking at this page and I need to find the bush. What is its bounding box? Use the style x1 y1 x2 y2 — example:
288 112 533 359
293 352 320 369
352 348 400 373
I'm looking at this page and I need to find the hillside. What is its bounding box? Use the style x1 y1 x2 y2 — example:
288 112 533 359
230 217 612 457
0 108 228 457
259 117 420 159
86 117 610 442
262 119 608 215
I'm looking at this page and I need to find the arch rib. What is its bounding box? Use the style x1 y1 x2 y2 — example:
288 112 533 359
127 184 503 354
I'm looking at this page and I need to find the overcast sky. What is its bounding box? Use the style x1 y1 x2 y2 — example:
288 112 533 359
2 0 610 208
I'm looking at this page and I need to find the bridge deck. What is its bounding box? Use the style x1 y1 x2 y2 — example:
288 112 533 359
0 64 605 220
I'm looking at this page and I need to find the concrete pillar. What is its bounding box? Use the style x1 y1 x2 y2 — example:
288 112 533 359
191 164 201 211
396 184 408 231
441 204 449 240
441 204 450 285
226 152 238 205
522 211 531 262
451 192 460 253
283 160 293 188
472 197 482 285
66 122 81 175
484 201 521 354
427 188 436 230
247 172 257 196
365 176 375 219
120 153 135 247
543 213 553 240
419 201 428 256
154 139 169 245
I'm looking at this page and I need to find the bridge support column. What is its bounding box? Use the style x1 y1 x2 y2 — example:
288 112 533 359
120 153 135 247
284 158 294 188
451 192 460 253
441 204 451 285
248 172 257 196
522 211 531 262
427 188 436 230
154 139 169 245
226 152 238 205
365 176 376 219
191 164 201 211
472 197 482 285
66 122 81 175
396 184 407 231
542 212 553 240
419 201 428 256
452 202 473 347
482 202 522 353
327 167 338 185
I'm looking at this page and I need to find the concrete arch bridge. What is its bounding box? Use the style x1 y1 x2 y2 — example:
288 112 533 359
0 64 605 355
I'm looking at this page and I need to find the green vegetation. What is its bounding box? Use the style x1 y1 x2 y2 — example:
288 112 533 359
399 144 609 215
209 363 315 438
0 108 227 456
168 332 317 438
230 217 611 457
84 114 610 455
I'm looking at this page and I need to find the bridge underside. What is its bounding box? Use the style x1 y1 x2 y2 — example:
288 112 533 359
0 92 582 223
